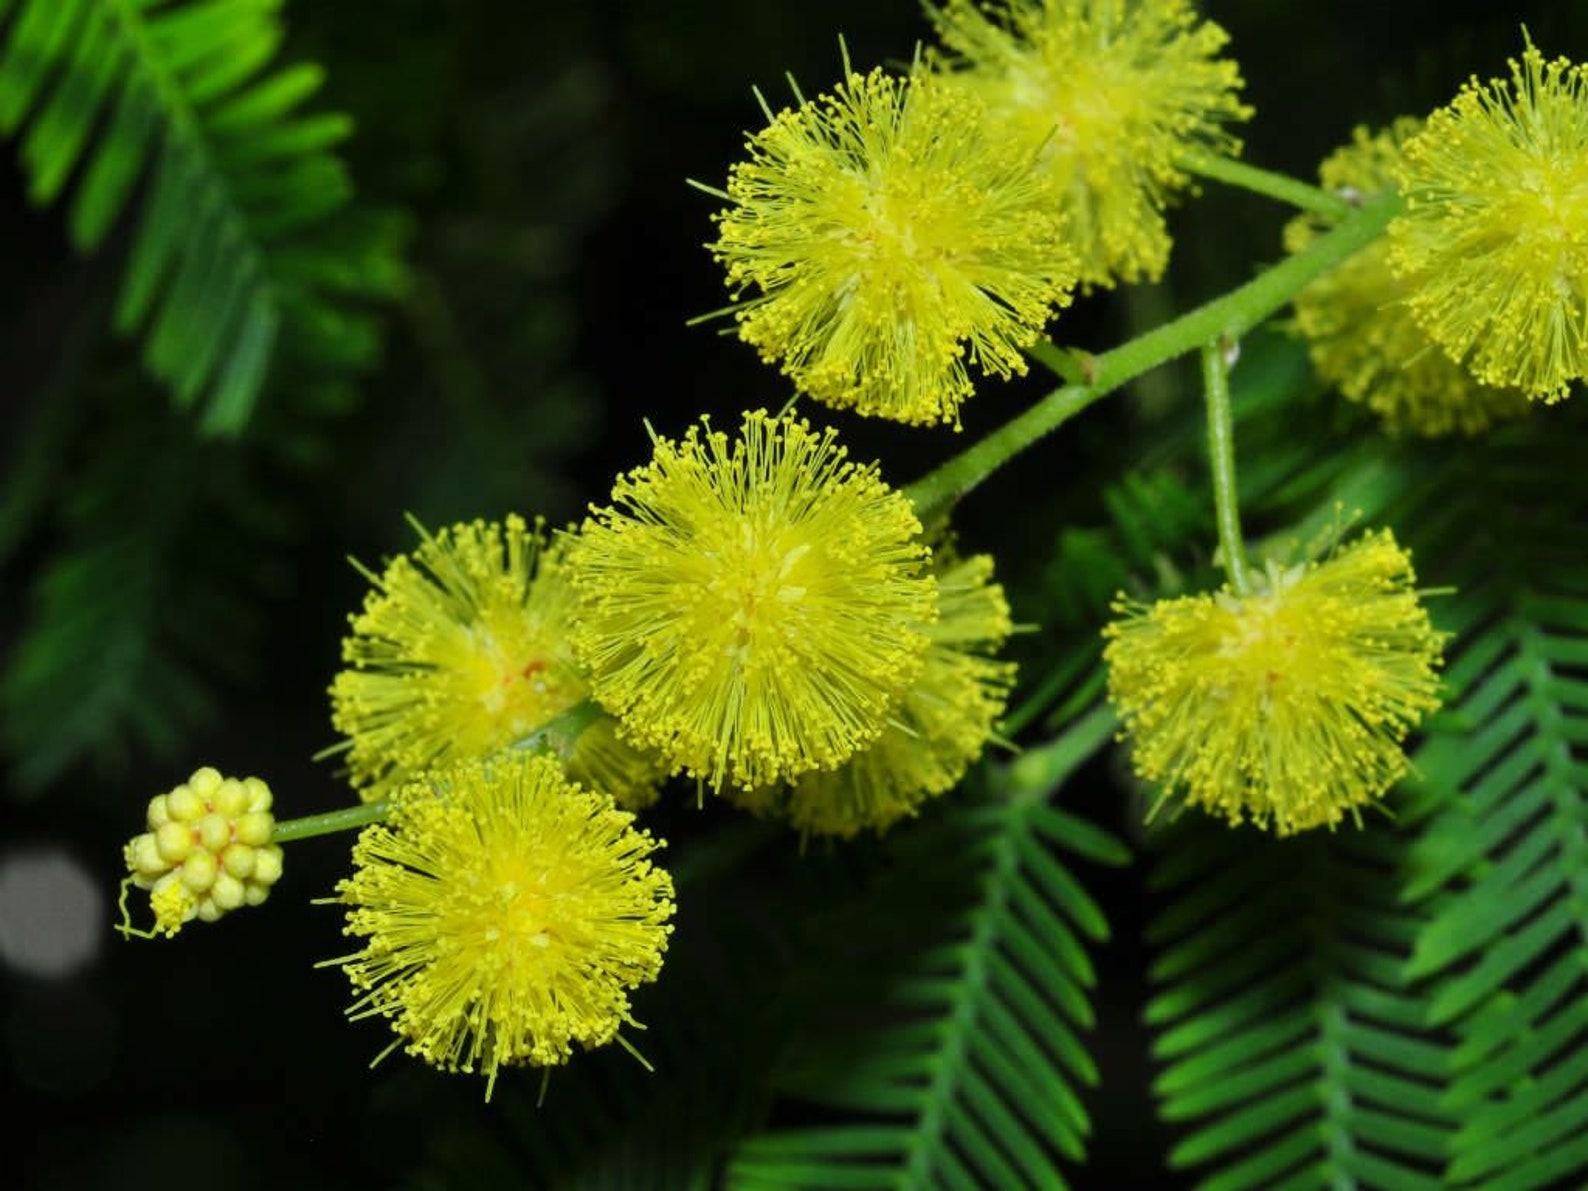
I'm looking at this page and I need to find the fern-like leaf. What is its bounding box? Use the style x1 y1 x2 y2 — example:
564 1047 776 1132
0 0 368 432
1147 817 1456 1190
728 705 1128 1189
1 387 287 793
1389 428 1588 1190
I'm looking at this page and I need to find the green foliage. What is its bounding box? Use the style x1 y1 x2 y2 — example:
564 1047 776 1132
0 0 407 794
1393 427 1588 1190
727 707 1129 1190
0 382 291 792
1136 405 1588 1190
0 0 385 433
1147 818 1455 1190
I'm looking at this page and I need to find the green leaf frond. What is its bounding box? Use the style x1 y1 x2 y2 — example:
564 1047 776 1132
0 0 403 433
1381 422 1588 1190
1147 816 1456 1190
727 706 1128 1190
1 388 289 794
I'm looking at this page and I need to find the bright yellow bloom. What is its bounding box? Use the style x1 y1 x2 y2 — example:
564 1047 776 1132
733 552 1015 837
567 411 938 792
120 767 284 938
330 516 664 810
1103 529 1445 835
709 65 1077 426
330 753 675 1099
929 0 1251 288
1388 41 1588 401
1286 121 1529 436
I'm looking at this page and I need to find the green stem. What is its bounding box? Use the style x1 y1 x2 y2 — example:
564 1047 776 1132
273 701 605 845
1202 339 1251 595
509 698 602 756
273 800 390 844
1179 148 1353 220
905 188 1401 520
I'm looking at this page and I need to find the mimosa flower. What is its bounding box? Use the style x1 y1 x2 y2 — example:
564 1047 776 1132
1286 121 1529 436
734 551 1016 837
928 0 1251 288
120 767 284 937
330 753 675 1099
330 516 664 810
567 411 937 792
1388 41 1588 401
1103 529 1445 835
708 65 1077 426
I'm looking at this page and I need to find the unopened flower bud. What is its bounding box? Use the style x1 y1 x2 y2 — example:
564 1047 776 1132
118 767 285 940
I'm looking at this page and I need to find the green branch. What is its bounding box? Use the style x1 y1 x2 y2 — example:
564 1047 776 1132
905 189 1401 521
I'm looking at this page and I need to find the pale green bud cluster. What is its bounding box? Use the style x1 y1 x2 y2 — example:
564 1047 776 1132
123 767 284 937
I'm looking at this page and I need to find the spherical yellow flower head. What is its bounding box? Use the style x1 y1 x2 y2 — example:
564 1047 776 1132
732 552 1016 837
568 411 938 793
330 515 665 810
332 752 675 1099
929 0 1251 288
1103 530 1445 836
1287 121 1530 437
1388 42 1588 402
710 66 1077 426
121 767 284 938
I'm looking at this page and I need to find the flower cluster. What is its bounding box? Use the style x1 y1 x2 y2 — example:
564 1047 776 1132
330 515 664 810
710 65 1077 427
707 4 1249 425
1103 530 1445 835
330 753 674 1099
121 767 284 937
929 0 1251 289
1387 40 1588 402
567 410 944 793
729 550 1016 837
1287 121 1530 437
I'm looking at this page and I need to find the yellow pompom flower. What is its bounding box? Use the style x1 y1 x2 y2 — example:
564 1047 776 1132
1286 121 1529 436
567 411 938 792
1103 529 1445 836
1388 41 1588 402
928 0 1251 289
733 552 1016 837
330 752 675 1099
330 516 665 810
708 65 1077 426
120 767 284 938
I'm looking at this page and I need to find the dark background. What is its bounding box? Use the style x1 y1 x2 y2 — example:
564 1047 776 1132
3 2 1585 1187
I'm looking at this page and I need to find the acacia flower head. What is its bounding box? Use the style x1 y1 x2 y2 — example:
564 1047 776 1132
1287 121 1530 436
330 515 664 810
733 551 1015 837
1388 40 1588 402
708 64 1077 426
567 411 938 792
928 0 1251 289
120 767 284 938
330 753 675 1099
1103 529 1445 836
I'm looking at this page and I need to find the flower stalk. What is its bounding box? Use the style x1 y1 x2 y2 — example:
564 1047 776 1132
1202 337 1251 596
